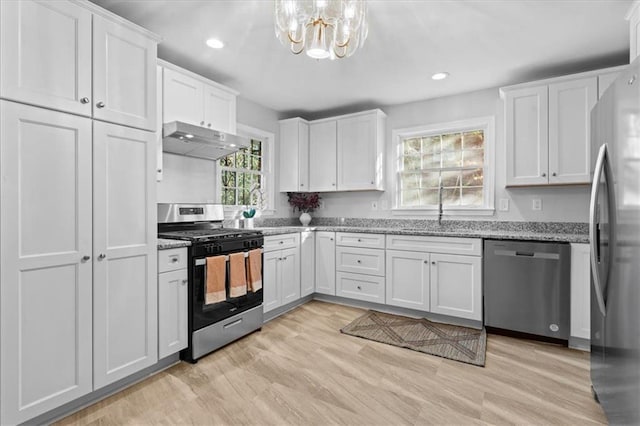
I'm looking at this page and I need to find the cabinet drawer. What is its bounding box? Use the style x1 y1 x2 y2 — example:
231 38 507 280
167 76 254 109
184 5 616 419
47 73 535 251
336 232 385 249
337 272 385 303
264 233 300 251
335 246 384 276
158 247 188 273
386 235 481 256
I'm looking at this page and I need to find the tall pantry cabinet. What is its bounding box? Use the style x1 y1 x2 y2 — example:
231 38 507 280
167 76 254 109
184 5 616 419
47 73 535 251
0 1 160 424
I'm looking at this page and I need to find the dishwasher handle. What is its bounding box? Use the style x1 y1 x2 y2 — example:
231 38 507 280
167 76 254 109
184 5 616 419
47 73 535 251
493 249 560 260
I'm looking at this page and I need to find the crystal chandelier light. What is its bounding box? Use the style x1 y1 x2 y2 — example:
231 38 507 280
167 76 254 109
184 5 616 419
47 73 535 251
274 0 368 60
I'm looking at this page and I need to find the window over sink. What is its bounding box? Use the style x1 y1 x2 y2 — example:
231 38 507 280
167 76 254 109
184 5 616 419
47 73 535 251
216 124 274 215
393 116 495 215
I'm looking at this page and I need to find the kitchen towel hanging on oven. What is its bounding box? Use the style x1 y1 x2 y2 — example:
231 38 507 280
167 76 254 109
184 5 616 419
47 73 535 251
229 252 248 297
247 248 262 292
205 255 227 304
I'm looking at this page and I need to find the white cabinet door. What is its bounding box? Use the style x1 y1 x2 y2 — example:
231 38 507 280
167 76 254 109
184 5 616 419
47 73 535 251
158 268 188 359
92 15 157 131
279 118 309 192
280 247 301 305
504 85 549 186
162 67 204 126
0 0 92 116
429 253 482 321
548 77 597 185
315 232 336 295
93 121 157 389
598 71 620 99
337 113 379 190
300 231 315 297
570 243 591 340
263 250 280 313
203 84 236 134
309 120 337 191
385 250 430 311
0 102 93 424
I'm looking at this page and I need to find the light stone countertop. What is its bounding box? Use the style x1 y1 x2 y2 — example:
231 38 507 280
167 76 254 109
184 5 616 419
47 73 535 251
157 238 191 250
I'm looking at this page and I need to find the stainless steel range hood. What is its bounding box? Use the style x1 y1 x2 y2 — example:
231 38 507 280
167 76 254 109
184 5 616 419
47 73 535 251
162 121 249 160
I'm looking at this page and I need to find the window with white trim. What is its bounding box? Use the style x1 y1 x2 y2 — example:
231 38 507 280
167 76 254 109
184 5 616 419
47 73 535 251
394 117 494 213
217 124 274 214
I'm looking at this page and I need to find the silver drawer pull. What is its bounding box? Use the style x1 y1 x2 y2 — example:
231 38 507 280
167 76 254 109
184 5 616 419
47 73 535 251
223 319 243 329
170 256 179 263
357 286 362 290
356 260 362 264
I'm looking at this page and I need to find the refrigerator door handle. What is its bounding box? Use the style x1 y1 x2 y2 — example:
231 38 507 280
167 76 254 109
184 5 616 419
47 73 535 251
589 144 608 317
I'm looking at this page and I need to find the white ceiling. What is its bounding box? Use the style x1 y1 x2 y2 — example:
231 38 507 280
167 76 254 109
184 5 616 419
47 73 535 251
90 0 632 119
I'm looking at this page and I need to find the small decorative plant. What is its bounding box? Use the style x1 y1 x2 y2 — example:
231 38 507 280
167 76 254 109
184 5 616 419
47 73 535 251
242 208 256 219
287 192 321 213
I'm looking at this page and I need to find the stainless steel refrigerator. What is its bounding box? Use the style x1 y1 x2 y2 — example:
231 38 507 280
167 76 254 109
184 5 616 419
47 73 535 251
590 57 640 425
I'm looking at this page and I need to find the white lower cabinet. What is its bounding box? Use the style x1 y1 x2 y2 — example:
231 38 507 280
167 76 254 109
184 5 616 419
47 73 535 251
158 248 188 359
570 243 591 341
386 236 483 321
429 254 482 321
264 234 301 313
337 272 385 303
315 232 336 295
300 231 316 297
335 233 385 303
386 250 431 311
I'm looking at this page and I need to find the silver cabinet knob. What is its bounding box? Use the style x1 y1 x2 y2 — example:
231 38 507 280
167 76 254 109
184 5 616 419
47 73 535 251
207 123 211 127
171 257 179 263
200 121 205 125
157 169 162 173
552 172 557 177
357 239 362 242
628 75 637 85
357 286 362 290
542 172 546 177
424 260 428 264
96 101 105 108
432 261 436 265
182 279 188 285
332 183 336 186
279 241 284 244
370 181 374 184
330 238 334 241
98 253 106 260
80 97 90 104
81 255 91 262
300 183 304 187
356 260 362 264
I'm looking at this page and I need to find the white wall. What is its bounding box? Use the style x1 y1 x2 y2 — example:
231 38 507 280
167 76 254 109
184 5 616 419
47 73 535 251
300 87 590 223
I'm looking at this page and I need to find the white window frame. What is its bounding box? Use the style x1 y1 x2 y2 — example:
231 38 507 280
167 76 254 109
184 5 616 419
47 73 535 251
392 116 495 216
215 123 275 218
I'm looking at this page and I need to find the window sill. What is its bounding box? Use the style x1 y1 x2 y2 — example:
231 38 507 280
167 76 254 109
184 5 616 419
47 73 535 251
391 207 495 217
223 206 275 219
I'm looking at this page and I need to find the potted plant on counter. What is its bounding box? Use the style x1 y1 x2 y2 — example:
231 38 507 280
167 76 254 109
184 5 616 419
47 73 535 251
242 207 256 228
287 192 321 226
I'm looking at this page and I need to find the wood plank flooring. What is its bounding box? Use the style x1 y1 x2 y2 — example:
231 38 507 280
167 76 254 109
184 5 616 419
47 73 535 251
56 301 606 425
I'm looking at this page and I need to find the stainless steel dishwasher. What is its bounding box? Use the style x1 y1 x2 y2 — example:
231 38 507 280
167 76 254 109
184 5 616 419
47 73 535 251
484 240 571 340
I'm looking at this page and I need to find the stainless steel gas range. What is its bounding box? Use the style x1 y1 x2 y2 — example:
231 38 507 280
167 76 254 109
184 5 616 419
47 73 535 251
158 203 263 363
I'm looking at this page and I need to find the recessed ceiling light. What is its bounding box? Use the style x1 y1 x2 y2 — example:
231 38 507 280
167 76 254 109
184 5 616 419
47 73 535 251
431 72 449 81
185 134 194 139
206 38 224 49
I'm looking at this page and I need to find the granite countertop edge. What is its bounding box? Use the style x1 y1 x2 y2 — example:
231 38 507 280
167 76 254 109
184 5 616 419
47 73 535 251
254 226 589 244
158 238 192 250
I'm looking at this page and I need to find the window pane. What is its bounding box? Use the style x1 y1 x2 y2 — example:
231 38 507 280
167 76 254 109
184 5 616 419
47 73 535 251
219 155 233 167
235 151 246 169
463 149 484 167
251 139 262 156
250 155 262 171
401 189 420 207
421 171 440 188
441 170 460 187
441 133 461 151
461 187 483 206
222 171 235 187
421 136 441 154
422 152 441 169
402 173 420 190
403 155 421 171
420 188 439 205
462 168 484 186
442 150 462 167
222 188 236 205
403 138 421 156
463 131 484 149
442 187 461 206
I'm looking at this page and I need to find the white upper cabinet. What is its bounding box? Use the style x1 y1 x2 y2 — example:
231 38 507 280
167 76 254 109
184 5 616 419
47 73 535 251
161 62 238 134
0 0 159 131
337 110 385 191
628 1 640 62
0 0 93 116
309 120 338 191
304 109 385 192
502 68 622 187
92 15 157 131
548 77 597 184
279 118 309 192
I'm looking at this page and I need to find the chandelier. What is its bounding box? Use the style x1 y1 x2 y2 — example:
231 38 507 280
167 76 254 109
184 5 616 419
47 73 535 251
274 0 368 60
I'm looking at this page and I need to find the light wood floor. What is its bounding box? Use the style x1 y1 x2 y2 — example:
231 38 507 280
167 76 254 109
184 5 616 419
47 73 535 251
56 301 606 425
